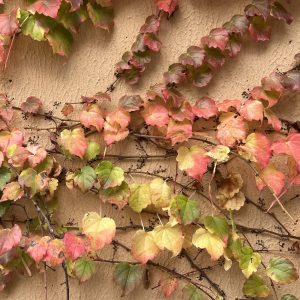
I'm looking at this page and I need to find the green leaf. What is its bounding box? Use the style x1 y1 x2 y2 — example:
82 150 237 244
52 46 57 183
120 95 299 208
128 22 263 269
203 215 229 243
182 283 206 300
74 166 96 192
84 141 101 161
281 295 299 300
0 200 12 217
242 274 270 298
95 160 124 189
87 2 114 32
128 183 151 213
266 257 299 284
238 246 261 278
0 166 11 190
170 194 200 225
73 258 96 283
113 262 143 296
17 9 46 41
100 181 130 209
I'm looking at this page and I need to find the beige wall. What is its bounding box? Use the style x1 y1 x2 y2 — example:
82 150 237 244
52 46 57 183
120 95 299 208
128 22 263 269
1 0 300 299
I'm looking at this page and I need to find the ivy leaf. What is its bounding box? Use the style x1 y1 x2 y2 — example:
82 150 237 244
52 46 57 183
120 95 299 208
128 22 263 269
192 228 225 261
140 15 160 34
170 195 200 225
248 16 271 42
187 64 213 88
84 141 101 161
95 160 124 189
217 112 248 147
160 275 178 297
142 101 169 127
45 21 73 56
74 166 96 193
65 0 83 12
201 28 229 51
79 104 104 132
59 128 87 158
118 95 143 112
176 145 210 181
44 239 65 266
264 108 282 131
87 2 114 32
63 232 86 260
113 262 143 297
0 166 11 190
270 2 293 25
144 32 161 52
206 145 230 163
1 182 24 202
238 246 261 278
179 46 205 68
281 295 299 300
131 230 160 264
182 283 206 300
149 178 171 209
271 133 300 171
155 0 177 16
82 212 116 250
242 274 270 298
239 99 264 122
17 10 46 41
256 163 285 196
103 110 130 145
239 133 271 168
203 216 229 244
128 183 151 213
0 11 19 36
153 224 183 256
61 103 74 116
73 258 95 282
18 168 47 196
99 181 130 210
192 97 218 119
164 63 187 85
266 257 299 284
30 0 62 18
26 236 50 263
27 145 47 168
0 224 22 256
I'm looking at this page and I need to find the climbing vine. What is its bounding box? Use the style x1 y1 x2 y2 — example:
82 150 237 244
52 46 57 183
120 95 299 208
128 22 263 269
0 0 299 299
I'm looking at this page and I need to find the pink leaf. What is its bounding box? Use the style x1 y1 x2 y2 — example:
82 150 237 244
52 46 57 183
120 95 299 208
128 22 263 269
63 232 86 260
264 108 282 131
256 163 285 196
26 236 51 263
30 0 62 18
44 239 65 266
65 0 83 12
155 0 177 15
192 97 218 119
201 28 229 51
20 96 42 114
240 99 264 122
143 102 169 127
217 99 241 112
271 133 300 171
27 145 47 168
166 119 192 145
80 104 104 132
0 225 22 256
0 11 18 36
239 133 271 168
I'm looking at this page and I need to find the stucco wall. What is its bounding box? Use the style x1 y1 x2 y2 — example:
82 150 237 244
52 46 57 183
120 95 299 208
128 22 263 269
1 0 300 299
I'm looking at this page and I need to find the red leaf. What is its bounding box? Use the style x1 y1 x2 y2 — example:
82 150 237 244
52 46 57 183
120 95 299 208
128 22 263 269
239 133 271 168
239 99 264 122
192 97 218 119
143 101 169 127
248 16 271 42
30 0 62 18
0 11 19 36
26 236 51 263
155 0 177 15
169 101 194 122
20 96 42 114
271 133 300 171
63 232 86 260
164 63 187 85
217 113 248 147
179 46 205 68
256 163 285 196
201 28 229 51
0 225 22 256
44 239 65 266
61 103 74 116
144 32 161 52
166 119 192 145
140 15 160 34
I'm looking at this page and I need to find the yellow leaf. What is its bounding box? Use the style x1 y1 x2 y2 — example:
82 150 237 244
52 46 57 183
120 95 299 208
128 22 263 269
131 230 160 264
149 178 172 208
192 228 225 261
176 145 206 170
153 223 183 256
82 212 116 250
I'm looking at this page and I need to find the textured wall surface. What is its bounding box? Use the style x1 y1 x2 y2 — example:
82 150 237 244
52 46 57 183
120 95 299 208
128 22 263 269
1 0 300 299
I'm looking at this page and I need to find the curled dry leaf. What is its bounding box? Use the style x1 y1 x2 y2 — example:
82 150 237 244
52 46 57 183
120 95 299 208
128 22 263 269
20 96 42 114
